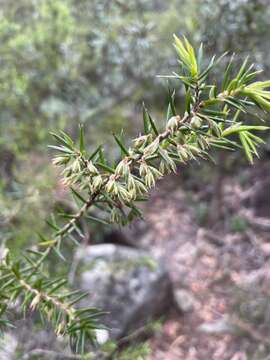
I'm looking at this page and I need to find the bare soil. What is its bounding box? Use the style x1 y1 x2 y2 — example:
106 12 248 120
129 160 270 360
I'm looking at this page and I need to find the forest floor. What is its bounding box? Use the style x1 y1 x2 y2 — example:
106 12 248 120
128 159 270 360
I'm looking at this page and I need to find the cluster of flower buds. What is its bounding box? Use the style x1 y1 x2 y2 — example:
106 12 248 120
115 158 130 177
127 175 147 195
143 139 160 158
158 148 177 174
177 144 202 162
61 158 84 187
105 176 133 203
52 153 105 194
87 161 99 175
196 135 211 150
92 174 103 191
110 207 124 224
206 118 222 137
139 161 163 188
51 108 210 217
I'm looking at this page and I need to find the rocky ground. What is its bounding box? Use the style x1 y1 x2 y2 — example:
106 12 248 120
123 160 270 360
2 159 270 360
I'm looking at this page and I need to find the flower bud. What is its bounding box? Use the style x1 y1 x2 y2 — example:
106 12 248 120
118 184 132 202
105 179 115 193
145 172 155 188
139 162 148 177
143 139 159 157
168 157 177 173
92 175 103 190
30 294 41 310
110 208 122 224
167 115 181 132
133 134 150 148
190 116 202 129
87 161 99 175
210 121 222 137
72 158 81 172
148 166 163 180
177 145 189 162
129 189 137 200
115 159 129 177
56 322 65 336
1 248 9 266
62 166 72 178
186 145 201 157
52 156 69 166
197 136 209 150
128 174 136 192
135 179 148 194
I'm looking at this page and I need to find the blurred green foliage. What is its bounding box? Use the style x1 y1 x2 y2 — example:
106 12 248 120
1 0 270 253
0 0 190 154
0 0 188 252
1 0 269 152
0 154 57 252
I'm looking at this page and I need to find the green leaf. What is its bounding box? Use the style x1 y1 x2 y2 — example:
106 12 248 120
85 214 110 226
247 132 265 144
142 104 159 136
239 132 254 163
47 145 73 154
38 239 57 247
46 220 60 232
174 35 198 77
222 54 234 91
89 145 102 161
167 87 176 121
96 162 115 174
235 56 249 83
199 52 228 82
98 147 105 164
246 80 270 90
222 124 269 137
143 103 151 134
244 70 263 84
185 88 191 113
209 85 217 99
244 132 258 156
238 63 255 86
50 132 74 150
52 246 66 261
26 248 44 257
224 97 246 112
172 72 197 89
79 124 85 153
198 55 216 81
11 262 21 279
48 279 67 295
68 292 89 307
113 134 129 156
70 187 88 204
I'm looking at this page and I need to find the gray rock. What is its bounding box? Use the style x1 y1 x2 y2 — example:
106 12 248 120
0 319 68 359
77 244 172 339
0 333 17 360
174 289 195 313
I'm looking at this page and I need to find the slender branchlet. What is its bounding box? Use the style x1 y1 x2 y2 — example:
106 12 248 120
1 36 270 354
